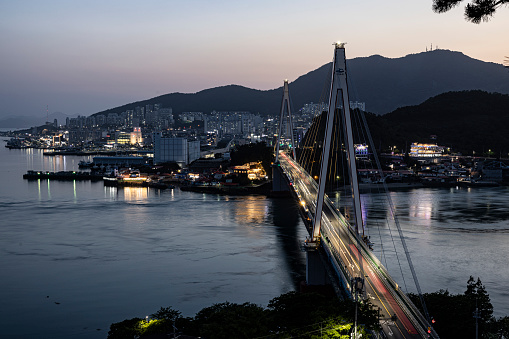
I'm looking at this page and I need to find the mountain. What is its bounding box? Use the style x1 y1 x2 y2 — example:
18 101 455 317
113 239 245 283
346 50 509 114
0 116 38 129
95 85 281 118
365 90 509 154
93 49 509 117
0 112 73 129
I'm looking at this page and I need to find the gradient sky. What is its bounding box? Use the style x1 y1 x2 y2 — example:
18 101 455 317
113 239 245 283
1 0 508 118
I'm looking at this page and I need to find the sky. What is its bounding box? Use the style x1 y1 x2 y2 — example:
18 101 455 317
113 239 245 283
0 0 508 118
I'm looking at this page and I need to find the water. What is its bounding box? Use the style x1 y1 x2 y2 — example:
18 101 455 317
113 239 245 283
1 139 508 338
0 140 306 338
332 183 509 318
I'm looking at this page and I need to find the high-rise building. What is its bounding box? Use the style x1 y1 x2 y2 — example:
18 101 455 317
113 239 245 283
130 127 143 145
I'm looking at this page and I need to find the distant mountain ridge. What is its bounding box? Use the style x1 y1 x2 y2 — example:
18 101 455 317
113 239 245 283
93 49 509 117
0 112 72 129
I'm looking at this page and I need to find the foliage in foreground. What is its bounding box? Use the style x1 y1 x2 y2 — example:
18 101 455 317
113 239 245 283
107 291 379 339
432 0 508 24
409 276 509 339
109 277 509 338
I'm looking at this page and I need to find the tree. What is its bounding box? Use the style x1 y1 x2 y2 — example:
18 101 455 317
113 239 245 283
408 277 495 338
465 276 494 324
147 306 181 335
107 317 143 339
267 291 379 337
151 306 181 322
193 302 270 339
493 316 509 338
432 0 509 23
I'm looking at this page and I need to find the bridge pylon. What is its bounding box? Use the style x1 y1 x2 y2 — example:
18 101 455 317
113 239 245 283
275 80 296 163
305 42 366 291
311 42 364 242
272 80 296 193
278 44 440 338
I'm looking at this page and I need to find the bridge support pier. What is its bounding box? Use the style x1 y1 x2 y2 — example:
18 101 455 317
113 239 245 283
271 164 291 193
306 250 330 286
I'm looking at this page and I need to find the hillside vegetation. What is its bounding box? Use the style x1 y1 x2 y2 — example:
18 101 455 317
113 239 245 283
366 90 509 155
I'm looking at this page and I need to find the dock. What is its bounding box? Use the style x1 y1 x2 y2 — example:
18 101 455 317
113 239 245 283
23 170 104 181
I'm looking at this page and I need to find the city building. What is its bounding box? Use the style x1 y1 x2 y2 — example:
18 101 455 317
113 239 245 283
409 143 445 158
153 133 200 166
116 131 131 145
93 156 149 166
355 144 369 160
130 127 143 145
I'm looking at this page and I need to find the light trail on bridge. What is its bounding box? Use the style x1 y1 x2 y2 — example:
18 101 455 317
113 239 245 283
278 151 436 339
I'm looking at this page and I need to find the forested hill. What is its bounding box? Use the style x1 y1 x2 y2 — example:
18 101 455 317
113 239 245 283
346 50 509 114
94 85 282 119
366 90 509 155
92 49 509 117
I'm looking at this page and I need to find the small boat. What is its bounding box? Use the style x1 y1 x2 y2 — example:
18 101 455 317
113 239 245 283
466 180 499 187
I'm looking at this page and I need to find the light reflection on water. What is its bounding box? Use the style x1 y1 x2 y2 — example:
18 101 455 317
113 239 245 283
333 185 509 319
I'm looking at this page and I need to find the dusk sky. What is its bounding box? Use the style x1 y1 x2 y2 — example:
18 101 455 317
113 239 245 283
1 0 508 118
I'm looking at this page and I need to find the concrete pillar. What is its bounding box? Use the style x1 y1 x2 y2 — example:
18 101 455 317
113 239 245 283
272 164 290 192
306 250 329 285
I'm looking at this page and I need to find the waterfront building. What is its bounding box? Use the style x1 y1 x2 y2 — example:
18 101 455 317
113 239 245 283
409 143 445 158
481 160 509 182
230 162 267 180
93 156 149 166
355 144 369 160
153 133 200 166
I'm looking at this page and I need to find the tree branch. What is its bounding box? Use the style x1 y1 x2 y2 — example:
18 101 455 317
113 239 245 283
432 0 508 22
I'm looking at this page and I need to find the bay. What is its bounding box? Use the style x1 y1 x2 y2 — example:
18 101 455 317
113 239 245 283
1 137 508 338
0 139 306 338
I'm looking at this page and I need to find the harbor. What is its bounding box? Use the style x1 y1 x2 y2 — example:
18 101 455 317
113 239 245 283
23 169 175 189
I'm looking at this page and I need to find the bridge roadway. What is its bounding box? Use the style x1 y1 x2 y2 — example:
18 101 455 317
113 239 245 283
278 152 437 339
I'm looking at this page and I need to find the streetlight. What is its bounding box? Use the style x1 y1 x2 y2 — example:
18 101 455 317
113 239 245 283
473 301 480 339
351 277 364 339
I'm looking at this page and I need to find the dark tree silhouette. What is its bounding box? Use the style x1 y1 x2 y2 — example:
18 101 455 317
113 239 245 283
432 0 508 23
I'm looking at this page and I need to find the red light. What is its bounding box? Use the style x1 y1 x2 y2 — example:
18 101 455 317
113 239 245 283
432 318 435 324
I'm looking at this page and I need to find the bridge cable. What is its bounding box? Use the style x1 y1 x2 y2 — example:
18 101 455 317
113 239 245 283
358 104 432 324
347 74 404 284
297 62 331 176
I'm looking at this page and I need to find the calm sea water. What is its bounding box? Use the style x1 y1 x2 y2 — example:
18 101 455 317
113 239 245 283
1 138 508 338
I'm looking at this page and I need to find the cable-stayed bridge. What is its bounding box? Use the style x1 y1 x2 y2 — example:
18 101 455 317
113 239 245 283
272 43 439 339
